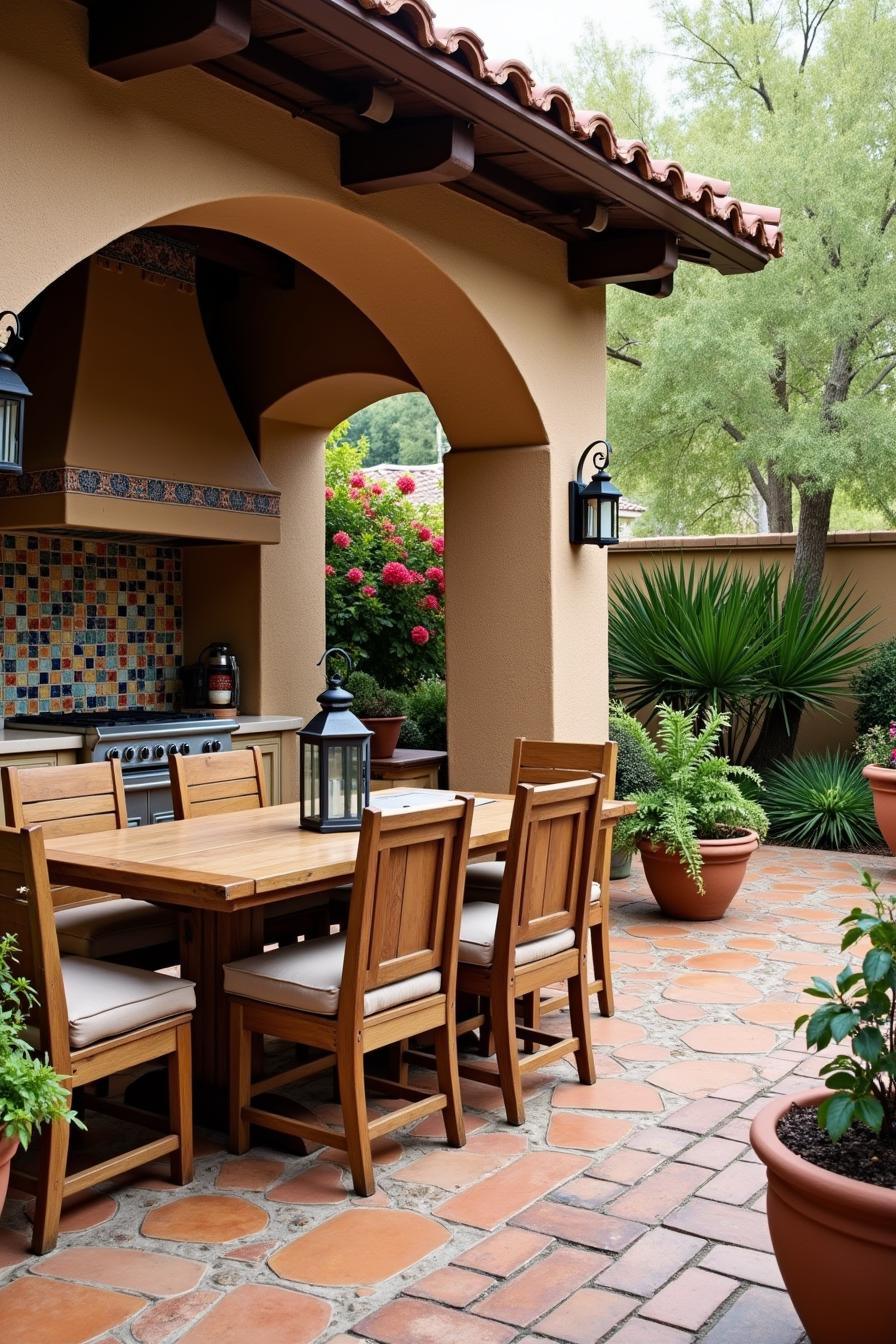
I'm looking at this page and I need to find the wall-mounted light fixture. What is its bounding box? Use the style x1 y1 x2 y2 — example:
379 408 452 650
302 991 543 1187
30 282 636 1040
568 439 621 547
0 312 31 474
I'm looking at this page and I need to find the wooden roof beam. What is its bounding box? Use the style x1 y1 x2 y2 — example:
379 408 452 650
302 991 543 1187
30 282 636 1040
88 0 251 81
568 231 678 289
341 117 475 194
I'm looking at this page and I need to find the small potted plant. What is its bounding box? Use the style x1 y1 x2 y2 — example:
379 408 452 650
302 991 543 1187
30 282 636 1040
344 671 407 758
750 870 896 1344
857 722 896 853
609 702 657 879
0 931 81 1215
613 703 768 919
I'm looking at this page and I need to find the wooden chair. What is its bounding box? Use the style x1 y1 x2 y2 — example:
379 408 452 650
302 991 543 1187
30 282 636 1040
2 761 179 970
451 776 605 1125
169 747 331 942
224 795 475 1197
0 824 194 1254
465 738 618 1027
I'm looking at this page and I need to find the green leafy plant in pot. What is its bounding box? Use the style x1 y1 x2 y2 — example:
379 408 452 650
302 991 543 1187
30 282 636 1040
344 671 407 759
613 704 768 919
750 871 896 1344
856 722 896 854
0 931 82 1213
608 702 657 880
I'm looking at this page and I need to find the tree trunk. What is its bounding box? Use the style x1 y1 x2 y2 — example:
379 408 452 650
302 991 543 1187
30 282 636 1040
792 485 834 610
766 464 793 532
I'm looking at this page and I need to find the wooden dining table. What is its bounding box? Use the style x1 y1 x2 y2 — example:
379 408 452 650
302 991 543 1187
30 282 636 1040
43 791 633 1117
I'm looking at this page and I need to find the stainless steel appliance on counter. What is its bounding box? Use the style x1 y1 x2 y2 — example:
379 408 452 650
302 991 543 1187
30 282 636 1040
6 709 239 826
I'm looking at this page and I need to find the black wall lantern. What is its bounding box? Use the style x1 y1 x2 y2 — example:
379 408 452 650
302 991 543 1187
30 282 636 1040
569 439 621 547
299 648 372 832
0 312 30 475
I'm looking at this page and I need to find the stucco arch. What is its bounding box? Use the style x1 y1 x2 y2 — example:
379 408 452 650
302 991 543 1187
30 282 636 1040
264 375 418 431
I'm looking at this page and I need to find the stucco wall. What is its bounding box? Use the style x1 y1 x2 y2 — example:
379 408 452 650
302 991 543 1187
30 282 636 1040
609 533 896 754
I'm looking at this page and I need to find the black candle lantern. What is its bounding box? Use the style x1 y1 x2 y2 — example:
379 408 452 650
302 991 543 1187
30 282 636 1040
0 312 30 475
299 648 372 832
569 439 621 547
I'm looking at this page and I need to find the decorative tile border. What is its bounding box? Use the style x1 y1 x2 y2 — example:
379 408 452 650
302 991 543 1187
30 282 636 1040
0 466 280 517
98 230 196 286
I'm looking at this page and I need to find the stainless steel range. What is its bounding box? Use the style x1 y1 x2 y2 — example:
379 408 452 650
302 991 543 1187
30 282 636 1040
6 710 240 826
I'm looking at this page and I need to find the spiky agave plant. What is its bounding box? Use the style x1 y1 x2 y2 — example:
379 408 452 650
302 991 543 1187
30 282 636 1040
764 751 881 851
614 704 769 891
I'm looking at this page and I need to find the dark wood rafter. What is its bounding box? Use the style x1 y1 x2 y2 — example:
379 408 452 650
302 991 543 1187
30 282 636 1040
88 0 251 81
622 275 675 298
341 117 475 194
567 232 678 288
232 38 394 124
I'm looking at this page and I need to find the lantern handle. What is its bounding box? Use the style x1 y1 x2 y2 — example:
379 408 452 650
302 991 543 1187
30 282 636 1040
0 311 20 357
575 439 612 482
317 647 353 686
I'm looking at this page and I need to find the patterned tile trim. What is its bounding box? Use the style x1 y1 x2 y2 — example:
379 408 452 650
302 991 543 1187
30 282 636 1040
0 466 281 517
98 230 197 285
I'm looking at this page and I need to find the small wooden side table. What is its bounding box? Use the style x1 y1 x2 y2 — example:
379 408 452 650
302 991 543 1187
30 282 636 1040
370 747 448 791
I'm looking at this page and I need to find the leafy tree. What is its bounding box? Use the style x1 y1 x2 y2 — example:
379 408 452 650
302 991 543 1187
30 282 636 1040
342 393 446 466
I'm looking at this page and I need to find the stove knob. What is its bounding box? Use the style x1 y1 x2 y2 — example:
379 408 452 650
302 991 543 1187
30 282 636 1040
179 743 191 755
153 744 166 760
211 739 222 752
202 740 212 754
167 744 179 757
105 747 120 760
138 746 151 761
123 746 136 762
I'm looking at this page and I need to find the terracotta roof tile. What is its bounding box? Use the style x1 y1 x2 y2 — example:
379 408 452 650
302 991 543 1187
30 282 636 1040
348 0 783 257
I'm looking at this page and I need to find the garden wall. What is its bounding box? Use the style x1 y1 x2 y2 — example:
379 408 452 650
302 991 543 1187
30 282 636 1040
609 532 896 755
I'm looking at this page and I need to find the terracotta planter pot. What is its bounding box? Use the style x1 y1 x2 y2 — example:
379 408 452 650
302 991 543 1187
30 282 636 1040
361 716 406 759
862 764 896 853
637 830 759 919
610 848 633 880
750 1089 896 1344
0 1136 19 1217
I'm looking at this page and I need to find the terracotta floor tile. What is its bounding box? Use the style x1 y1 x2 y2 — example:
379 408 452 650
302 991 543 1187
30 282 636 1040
699 1285 804 1344
678 1136 747 1170
551 1175 626 1209
612 1042 675 1062
24 1191 117 1234
33 1246 206 1296
472 1245 607 1326
510 1198 646 1252
356 1298 516 1344
696 1160 768 1206
321 1136 403 1168
269 1208 449 1286
0 1224 30 1269
664 1198 773 1252
726 937 776 951
735 1001 804 1028
391 1149 510 1191
588 1018 647 1047
782 961 841 983
680 1023 777 1055
406 1266 493 1308
223 1239 279 1262
656 1002 705 1021
625 1126 693 1156
684 951 760 973
648 1060 754 1097
176 1284 330 1344
552 1079 664 1113
141 1194 267 1244
453 1227 551 1277
0 1276 144 1344
587 1148 662 1184
536 1286 636 1343
608 1322 695 1344
663 974 762 1005
604 1163 709 1223
214 1156 284 1191
779 923 841 946
436 1151 586 1230
639 1266 738 1331
598 1225 704 1296
701 1244 785 1289
658 1098 741 1133
466 1131 528 1157
547 1113 632 1150
267 1164 349 1204
131 1290 222 1344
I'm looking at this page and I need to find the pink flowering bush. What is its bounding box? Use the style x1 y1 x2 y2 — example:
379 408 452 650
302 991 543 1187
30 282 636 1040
325 431 445 688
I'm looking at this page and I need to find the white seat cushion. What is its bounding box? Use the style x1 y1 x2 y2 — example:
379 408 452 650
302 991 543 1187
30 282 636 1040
459 901 576 968
54 898 178 960
464 861 600 905
61 958 195 1050
224 934 441 1018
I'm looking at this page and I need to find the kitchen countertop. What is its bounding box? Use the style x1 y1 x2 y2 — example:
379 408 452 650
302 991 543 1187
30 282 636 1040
233 715 303 734
0 727 85 755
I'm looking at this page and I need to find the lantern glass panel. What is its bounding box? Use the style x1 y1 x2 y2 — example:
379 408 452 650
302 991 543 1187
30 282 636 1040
601 497 617 541
585 497 600 540
326 743 348 819
348 743 362 816
303 742 321 822
0 395 20 470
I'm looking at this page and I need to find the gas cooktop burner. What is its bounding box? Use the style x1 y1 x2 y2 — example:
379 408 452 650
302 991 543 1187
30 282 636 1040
7 710 222 728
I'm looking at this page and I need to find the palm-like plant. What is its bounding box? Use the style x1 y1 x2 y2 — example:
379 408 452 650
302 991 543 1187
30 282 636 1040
614 704 769 890
764 752 882 851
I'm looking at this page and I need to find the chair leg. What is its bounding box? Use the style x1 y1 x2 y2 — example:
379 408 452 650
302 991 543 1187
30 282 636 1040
477 998 494 1057
569 962 597 1086
592 918 614 1017
168 1023 194 1185
31 1112 71 1255
520 992 541 1054
338 1046 374 1197
433 1022 465 1149
491 986 525 1126
229 1001 252 1155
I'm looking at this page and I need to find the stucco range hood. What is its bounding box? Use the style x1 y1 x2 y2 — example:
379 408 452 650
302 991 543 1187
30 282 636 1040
5 247 280 543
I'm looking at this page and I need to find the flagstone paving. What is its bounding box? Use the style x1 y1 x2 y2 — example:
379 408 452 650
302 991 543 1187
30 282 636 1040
2 842 890 1342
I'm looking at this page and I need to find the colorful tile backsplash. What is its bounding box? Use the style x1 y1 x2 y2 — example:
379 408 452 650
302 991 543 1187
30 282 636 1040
1 533 182 716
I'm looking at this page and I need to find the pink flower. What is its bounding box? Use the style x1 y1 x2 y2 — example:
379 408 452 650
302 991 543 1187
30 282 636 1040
332 531 351 549
438 580 445 593
425 566 444 583
382 561 413 585
371 484 383 496
349 488 360 500
416 525 432 542
382 520 396 533
364 505 375 518
421 594 440 611
324 564 335 577
362 584 378 598
410 625 430 645
891 747 896 763
890 721 896 740
324 486 334 501
431 536 444 555
397 474 416 495
349 472 366 488
407 570 425 584
391 536 405 548
346 567 364 584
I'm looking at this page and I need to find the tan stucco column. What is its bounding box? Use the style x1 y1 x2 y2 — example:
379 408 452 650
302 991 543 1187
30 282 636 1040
444 443 608 793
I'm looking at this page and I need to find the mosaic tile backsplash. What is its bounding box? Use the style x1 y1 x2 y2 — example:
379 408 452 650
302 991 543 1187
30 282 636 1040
1 534 182 715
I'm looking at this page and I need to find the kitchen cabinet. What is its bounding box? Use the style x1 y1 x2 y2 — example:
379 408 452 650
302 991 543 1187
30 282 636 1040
236 733 282 805
0 750 80 824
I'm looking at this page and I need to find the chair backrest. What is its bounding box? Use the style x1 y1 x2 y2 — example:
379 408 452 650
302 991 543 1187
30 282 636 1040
2 760 128 837
0 825 70 1069
510 738 617 889
169 746 267 820
340 796 476 1022
495 776 605 966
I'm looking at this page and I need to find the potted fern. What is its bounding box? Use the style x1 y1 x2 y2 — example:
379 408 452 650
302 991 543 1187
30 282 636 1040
614 704 768 919
0 931 81 1214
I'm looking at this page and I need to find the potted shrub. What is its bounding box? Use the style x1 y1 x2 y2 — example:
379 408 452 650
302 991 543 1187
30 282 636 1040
750 870 896 1344
609 702 657 879
0 932 81 1215
344 671 406 758
857 722 896 853
614 704 768 919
